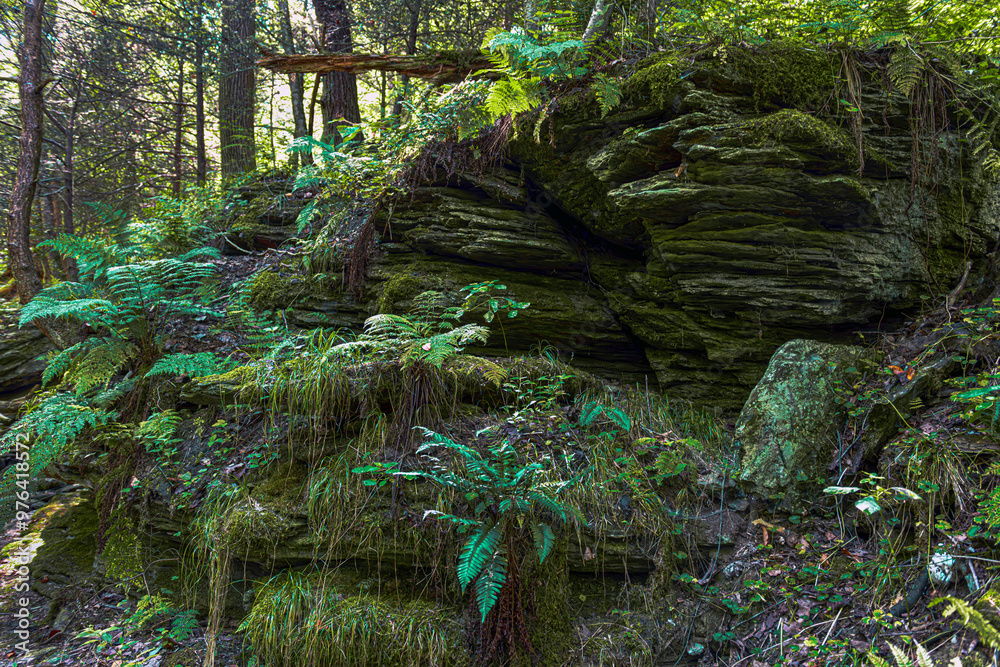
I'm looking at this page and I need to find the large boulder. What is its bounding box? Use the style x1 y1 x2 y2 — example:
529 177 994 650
735 339 872 505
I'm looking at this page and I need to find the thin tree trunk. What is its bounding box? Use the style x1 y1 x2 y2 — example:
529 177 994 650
278 0 311 168
7 0 47 305
195 0 208 185
307 73 322 138
314 0 361 146
269 70 276 165
393 0 421 117
524 0 537 32
219 0 256 180
62 95 78 281
582 0 611 46
173 58 184 197
42 194 61 281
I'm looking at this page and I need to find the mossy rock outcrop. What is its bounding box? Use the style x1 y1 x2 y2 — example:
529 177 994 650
735 339 873 505
261 45 999 410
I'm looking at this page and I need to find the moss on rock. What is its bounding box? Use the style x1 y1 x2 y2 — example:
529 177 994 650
624 52 683 109
247 270 298 311
728 41 837 111
241 569 466 667
736 339 875 506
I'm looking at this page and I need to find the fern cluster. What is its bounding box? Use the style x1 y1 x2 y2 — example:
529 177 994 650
23 242 222 391
401 427 581 622
0 393 116 523
868 596 1000 666
342 281 529 371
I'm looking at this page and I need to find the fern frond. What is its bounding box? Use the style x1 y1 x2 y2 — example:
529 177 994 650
449 355 508 388
42 341 87 387
405 325 489 368
144 353 238 379
20 295 119 331
868 651 893 667
915 644 934 667
37 233 131 282
888 47 924 97
363 314 422 342
531 522 555 563
473 549 507 622
0 392 116 523
459 525 502 591
485 78 542 119
590 73 623 118
68 338 139 395
527 491 570 523
936 596 1000 650
888 644 914 667
296 200 318 233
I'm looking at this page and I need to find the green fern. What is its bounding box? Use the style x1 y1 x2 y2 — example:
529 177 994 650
22 240 219 377
459 525 503 591
887 46 925 97
484 78 543 119
145 353 238 379
934 596 1000 650
0 393 115 524
590 73 623 118
71 338 140 396
473 549 508 622
872 596 1000 666
530 522 555 562
399 427 581 623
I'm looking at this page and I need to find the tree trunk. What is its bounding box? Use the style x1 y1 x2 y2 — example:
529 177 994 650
195 0 208 185
278 0 311 168
392 0 422 117
314 0 361 146
174 58 184 197
582 0 611 46
62 94 78 281
42 194 62 281
219 0 257 180
7 0 47 306
524 0 537 32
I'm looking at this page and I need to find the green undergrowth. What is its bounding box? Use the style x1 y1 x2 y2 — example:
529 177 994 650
240 570 465 667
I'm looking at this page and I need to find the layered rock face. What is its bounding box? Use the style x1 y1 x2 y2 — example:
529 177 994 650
297 51 1000 409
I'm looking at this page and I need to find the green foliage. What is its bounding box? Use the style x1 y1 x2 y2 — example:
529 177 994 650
590 73 623 117
400 427 580 622
289 136 395 202
77 593 198 667
478 29 587 121
935 596 1000 650
22 241 221 390
0 392 117 525
240 570 462 667
867 594 1000 666
345 281 529 370
145 352 238 379
135 410 184 459
130 185 220 255
824 473 922 516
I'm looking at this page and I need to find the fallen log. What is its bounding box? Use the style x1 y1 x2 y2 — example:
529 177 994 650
256 50 499 84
